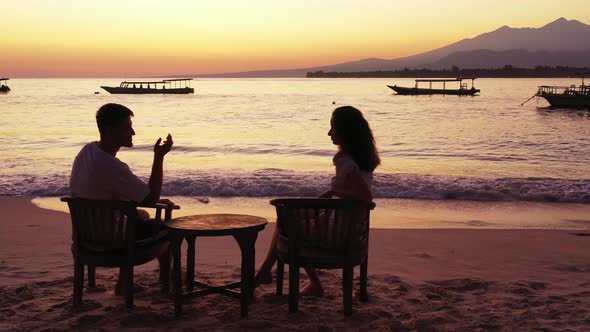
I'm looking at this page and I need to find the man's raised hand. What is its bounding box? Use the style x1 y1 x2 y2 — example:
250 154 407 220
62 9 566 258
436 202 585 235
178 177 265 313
154 134 173 157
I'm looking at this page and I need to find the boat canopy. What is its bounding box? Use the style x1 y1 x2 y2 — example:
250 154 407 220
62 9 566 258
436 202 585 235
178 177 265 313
415 77 477 82
118 78 193 88
413 77 477 90
163 78 193 82
119 78 192 84
537 72 589 91
537 85 590 95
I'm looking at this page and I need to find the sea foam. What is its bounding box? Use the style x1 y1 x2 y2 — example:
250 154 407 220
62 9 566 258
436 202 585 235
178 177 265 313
4 169 590 204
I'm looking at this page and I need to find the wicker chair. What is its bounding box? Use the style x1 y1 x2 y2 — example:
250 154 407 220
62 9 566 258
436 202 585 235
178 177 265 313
270 198 375 316
61 197 179 308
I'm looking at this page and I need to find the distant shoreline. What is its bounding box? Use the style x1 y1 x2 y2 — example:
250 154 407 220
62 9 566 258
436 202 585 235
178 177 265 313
306 66 590 78
5 72 590 79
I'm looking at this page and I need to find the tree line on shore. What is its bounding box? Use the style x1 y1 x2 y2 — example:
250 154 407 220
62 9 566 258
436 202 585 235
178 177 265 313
306 66 590 78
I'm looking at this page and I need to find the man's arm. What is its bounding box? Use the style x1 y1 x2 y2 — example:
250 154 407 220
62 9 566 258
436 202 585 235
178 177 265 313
142 134 173 205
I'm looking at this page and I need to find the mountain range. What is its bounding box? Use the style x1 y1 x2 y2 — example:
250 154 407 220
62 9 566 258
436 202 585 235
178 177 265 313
192 18 590 78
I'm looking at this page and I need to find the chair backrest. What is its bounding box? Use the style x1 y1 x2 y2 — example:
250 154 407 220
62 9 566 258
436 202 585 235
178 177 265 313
61 197 139 251
270 198 375 253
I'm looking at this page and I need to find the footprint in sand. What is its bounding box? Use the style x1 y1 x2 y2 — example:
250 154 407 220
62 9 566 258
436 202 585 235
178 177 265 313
86 286 107 293
430 278 489 292
72 299 102 312
414 253 433 259
555 264 590 273
425 293 445 301
509 284 535 296
527 281 547 290
0 308 16 318
50 300 70 309
77 314 105 327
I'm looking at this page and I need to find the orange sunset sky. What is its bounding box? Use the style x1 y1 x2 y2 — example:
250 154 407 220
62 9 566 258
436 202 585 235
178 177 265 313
2 0 589 78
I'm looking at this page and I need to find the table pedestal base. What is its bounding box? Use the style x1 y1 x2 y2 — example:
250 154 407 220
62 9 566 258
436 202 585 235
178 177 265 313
171 231 258 317
189 280 241 298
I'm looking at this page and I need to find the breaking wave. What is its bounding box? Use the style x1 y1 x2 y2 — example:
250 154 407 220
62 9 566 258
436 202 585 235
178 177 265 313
3 169 590 204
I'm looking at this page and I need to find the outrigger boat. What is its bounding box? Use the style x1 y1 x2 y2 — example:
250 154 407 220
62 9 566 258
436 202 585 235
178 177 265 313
101 78 194 94
0 78 10 93
535 73 590 109
387 77 480 95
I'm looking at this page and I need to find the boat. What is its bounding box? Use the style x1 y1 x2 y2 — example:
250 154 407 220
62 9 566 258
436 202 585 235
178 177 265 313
0 78 10 93
101 78 194 94
387 77 480 95
535 73 590 109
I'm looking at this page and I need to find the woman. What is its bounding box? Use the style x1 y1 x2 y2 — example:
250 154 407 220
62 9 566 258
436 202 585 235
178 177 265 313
255 106 380 296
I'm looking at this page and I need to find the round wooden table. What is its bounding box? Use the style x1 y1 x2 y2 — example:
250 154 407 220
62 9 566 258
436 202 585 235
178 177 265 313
166 214 267 317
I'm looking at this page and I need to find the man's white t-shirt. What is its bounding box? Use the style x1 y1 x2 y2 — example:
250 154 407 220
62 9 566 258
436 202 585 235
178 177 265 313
70 142 149 202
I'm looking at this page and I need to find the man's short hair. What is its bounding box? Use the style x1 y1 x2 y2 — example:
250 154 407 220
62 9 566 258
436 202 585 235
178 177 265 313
96 103 134 135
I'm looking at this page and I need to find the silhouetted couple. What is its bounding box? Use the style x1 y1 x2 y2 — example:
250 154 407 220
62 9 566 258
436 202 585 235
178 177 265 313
69 103 380 298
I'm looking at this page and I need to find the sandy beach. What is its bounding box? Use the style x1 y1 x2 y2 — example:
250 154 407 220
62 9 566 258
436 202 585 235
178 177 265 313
1 196 590 331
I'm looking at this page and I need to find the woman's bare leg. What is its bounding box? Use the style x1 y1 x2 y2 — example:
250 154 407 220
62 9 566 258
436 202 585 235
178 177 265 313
255 226 278 285
301 267 324 297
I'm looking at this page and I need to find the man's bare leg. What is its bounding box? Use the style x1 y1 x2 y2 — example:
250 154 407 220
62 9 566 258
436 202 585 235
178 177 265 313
114 267 147 296
157 250 171 292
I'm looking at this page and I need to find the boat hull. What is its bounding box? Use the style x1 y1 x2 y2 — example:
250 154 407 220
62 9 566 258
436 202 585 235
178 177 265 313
387 85 479 95
101 86 194 94
538 94 590 109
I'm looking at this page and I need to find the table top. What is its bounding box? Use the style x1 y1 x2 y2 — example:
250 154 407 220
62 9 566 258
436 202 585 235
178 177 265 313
166 214 267 236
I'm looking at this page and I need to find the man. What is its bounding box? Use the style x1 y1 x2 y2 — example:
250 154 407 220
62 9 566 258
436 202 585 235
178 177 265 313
70 103 174 295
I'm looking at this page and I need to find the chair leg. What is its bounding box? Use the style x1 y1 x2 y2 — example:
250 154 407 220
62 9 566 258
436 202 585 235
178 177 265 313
124 265 134 309
288 264 300 313
343 264 353 316
276 260 284 296
360 257 368 302
87 265 96 288
73 257 84 307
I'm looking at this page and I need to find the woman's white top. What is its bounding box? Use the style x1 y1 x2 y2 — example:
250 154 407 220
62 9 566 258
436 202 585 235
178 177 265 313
331 152 373 190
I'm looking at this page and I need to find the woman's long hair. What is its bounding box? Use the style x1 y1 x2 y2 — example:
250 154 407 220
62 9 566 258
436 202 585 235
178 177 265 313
332 106 380 172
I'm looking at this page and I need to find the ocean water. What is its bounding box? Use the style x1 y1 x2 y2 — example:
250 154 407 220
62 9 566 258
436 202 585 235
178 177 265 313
2 78 590 228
